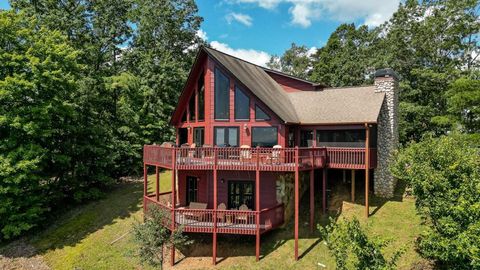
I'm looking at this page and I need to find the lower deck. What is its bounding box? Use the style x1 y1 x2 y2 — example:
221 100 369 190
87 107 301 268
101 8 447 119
144 193 284 235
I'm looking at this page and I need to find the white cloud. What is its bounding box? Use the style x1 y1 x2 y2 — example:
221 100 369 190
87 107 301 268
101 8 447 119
235 0 400 27
226 12 254 26
196 29 208 41
210 41 271 67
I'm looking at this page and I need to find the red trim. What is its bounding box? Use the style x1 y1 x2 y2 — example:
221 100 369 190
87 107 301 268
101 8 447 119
294 147 299 260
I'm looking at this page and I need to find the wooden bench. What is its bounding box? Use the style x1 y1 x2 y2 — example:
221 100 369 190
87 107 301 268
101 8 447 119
184 202 208 221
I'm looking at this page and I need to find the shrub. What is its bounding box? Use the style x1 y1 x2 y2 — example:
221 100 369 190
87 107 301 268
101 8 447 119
391 134 480 269
320 217 403 270
132 205 192 269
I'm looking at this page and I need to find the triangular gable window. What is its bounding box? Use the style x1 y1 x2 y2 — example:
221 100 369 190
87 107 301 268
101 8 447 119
255 105 270 121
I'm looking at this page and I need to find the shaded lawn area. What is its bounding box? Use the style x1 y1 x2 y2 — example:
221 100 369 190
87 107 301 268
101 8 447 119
26 171 426 270
29 172 172 270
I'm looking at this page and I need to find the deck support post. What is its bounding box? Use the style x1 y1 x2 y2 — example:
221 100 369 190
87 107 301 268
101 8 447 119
255 148 261 261
322 168 327 215
212 148 218 265
155 166 159 201
170 149 176 266
309 169 314 233
365 124 370 218
143 164 147 212
351 169 355 202
294 147 299 261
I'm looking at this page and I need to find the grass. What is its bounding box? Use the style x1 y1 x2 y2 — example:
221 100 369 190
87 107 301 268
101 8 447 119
25 171 426 270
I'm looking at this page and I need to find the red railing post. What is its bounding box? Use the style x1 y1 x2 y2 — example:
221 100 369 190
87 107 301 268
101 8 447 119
294 146 299 261
213 147 218 265
155 166 159 201
255 146 261 261
143 163 147 212
170 147 176 266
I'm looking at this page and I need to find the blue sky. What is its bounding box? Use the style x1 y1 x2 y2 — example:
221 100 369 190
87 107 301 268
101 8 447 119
1 0 401 66
197 0 401 66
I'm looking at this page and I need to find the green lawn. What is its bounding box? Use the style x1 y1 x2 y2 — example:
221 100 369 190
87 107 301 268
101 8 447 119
27 172 426 270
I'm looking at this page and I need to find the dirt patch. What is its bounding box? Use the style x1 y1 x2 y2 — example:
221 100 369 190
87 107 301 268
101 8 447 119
0 240 50 270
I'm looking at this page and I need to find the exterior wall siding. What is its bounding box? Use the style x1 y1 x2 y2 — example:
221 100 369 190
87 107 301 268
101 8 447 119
176 56 287 147
178 170 281 210
267 72 315 92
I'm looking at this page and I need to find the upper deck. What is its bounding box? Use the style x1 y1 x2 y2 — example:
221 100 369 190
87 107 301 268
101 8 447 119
144 146 377 171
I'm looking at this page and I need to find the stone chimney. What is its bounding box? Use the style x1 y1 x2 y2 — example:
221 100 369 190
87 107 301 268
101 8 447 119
373 68 399 198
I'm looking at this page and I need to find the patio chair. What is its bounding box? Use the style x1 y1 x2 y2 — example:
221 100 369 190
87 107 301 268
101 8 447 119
235 204 252 224
184 202 208 221
239 145 252 162
188 143 196 158
216 203 227 222
267 145 282 165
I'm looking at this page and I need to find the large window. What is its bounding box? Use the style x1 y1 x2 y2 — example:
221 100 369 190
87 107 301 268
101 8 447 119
300 130 314 147
189 93 196 121
214 68 230 120
228 181 255 210
255 105 270 121
252 127 278 147
235 86 250 120
316 129 376 147
193 127 204 146
197 73 205 121
178 128 188 145
214 127 239 146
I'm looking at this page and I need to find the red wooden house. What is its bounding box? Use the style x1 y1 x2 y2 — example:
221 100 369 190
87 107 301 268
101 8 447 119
143 46 399 265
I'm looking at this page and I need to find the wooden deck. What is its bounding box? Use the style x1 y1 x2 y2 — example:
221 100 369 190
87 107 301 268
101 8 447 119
144 194 284 235
144 146 377 171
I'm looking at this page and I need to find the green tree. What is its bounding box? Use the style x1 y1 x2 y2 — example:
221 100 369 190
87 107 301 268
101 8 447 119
124 0 202 144
132 205 192 269
267 43 312 79
320 218 403 270
310 24 378 87
378 0 479 142
391 134 480 269
445 75 480 133
0 10 82 238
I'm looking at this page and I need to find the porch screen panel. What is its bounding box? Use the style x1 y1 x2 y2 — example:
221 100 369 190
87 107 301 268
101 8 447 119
214 68 230 120
300 130 314 147
252 127 278 147
316 129 376 148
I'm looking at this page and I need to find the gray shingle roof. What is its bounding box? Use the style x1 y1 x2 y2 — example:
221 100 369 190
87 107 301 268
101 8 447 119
204 47 299 123
287 86 385 124
203 47 385 124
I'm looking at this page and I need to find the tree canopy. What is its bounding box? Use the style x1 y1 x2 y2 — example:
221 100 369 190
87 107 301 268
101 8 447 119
0 0 202 240
273 0 479 143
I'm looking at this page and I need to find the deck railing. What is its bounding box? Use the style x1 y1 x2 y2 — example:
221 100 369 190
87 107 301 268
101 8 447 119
144 194 284 235
144 145 377 170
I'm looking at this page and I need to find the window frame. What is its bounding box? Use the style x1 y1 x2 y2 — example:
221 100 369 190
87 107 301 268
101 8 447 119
255 104 271 121
213 126 239 147
193 127 205 146
197 72 205 121
234 86 250 121
214 68 230 121
251 126 278 147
